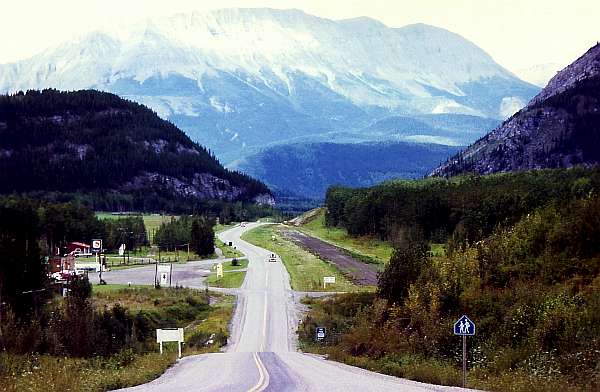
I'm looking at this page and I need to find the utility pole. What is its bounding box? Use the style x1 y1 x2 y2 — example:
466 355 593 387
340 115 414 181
463 335 467 388
154 260 158 288
0 280 4 350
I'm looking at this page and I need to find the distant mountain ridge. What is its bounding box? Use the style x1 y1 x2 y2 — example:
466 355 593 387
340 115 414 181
0 8 538 163
0 89 273 210
514 63 562 87
232 141 460 199
431 44 600 177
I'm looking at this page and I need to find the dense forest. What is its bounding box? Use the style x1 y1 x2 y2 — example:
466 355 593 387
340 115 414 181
154 216 215 256
305 167 600 390
235 141 460 199
0 89 272 212
326 167 600 245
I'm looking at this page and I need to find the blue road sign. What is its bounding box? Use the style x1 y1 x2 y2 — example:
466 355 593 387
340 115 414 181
315 327 326 341
453 315 475 336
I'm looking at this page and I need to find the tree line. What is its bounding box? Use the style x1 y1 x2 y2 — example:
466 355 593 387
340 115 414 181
154 216 215 257
325 166 600 246
302 166 600 388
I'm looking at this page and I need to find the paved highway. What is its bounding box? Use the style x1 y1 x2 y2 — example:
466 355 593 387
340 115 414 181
115 223 470 392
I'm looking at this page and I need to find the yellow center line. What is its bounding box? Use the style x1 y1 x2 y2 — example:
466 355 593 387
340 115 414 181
247 352 269 392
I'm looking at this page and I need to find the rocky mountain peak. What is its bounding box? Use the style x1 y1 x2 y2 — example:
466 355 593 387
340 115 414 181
529 43 600 106
430 44 600 178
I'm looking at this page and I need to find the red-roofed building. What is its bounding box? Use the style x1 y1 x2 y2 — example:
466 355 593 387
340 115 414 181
65 242 91 256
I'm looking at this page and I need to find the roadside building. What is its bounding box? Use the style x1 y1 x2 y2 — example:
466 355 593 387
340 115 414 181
65 241 91 256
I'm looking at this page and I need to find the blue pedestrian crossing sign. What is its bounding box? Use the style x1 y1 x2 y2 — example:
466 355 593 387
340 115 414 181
454 315 475 336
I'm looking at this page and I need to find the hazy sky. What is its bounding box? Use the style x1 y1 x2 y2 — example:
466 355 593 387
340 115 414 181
1 0 598 71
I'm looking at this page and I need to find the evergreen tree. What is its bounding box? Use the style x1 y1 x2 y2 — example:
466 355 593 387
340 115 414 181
0 199 47 318
377 239 428 304
190 217 215 257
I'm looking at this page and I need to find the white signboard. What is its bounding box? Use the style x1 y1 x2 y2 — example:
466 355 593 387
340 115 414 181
216 263 223 278
91 239 102 252
118 244 125 256
156 328 184 358
323 276 335 288
158 264 172 287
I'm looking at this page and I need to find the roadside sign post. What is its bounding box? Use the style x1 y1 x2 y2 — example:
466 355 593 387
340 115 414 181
158 264 172 287
315 327 326 342
323 276 335 289
453 315 475 388
92 239 103 282
216 263 223 279
156 328 184 358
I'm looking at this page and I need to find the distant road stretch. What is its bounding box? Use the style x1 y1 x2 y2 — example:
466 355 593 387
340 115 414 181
106 223 469 392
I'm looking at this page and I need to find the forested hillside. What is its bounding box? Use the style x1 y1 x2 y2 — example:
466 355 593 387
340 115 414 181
232 142 460 199
305 167 600 390
0 89 273 211
326 168 599 243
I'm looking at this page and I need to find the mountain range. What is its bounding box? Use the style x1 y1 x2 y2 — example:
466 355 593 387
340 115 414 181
0 8 538 166
431 44 600 178
231 141 460 199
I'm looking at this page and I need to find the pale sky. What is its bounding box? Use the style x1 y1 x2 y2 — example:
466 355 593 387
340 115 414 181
1 0 599 72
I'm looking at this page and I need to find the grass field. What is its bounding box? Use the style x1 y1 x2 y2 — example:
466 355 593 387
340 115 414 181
214 223 236 233
206 270 246 288
92 283 148 294
221 258 248 271
96 212 177 244
205 259 248 288
215 238 244 258
241 225 366 292
1 286 234 392
296 209 393 264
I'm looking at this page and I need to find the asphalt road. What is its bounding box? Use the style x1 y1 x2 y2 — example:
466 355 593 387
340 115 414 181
114 223 471 392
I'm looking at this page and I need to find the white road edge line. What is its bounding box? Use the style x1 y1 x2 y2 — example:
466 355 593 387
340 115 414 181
260 270 269 352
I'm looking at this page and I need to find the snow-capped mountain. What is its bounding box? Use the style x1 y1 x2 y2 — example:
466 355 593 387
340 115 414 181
0 8 538 163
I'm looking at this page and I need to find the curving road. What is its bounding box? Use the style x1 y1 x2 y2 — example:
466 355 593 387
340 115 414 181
116 223 470 392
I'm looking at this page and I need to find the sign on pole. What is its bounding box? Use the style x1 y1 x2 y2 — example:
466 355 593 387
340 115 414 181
454 315 475 336
158 264 172 287
118 244 125 256
453 315 476 388
323 276 335 288
216 263 224 278
92 239 102 252
156 328 184 358
315 327 326 341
